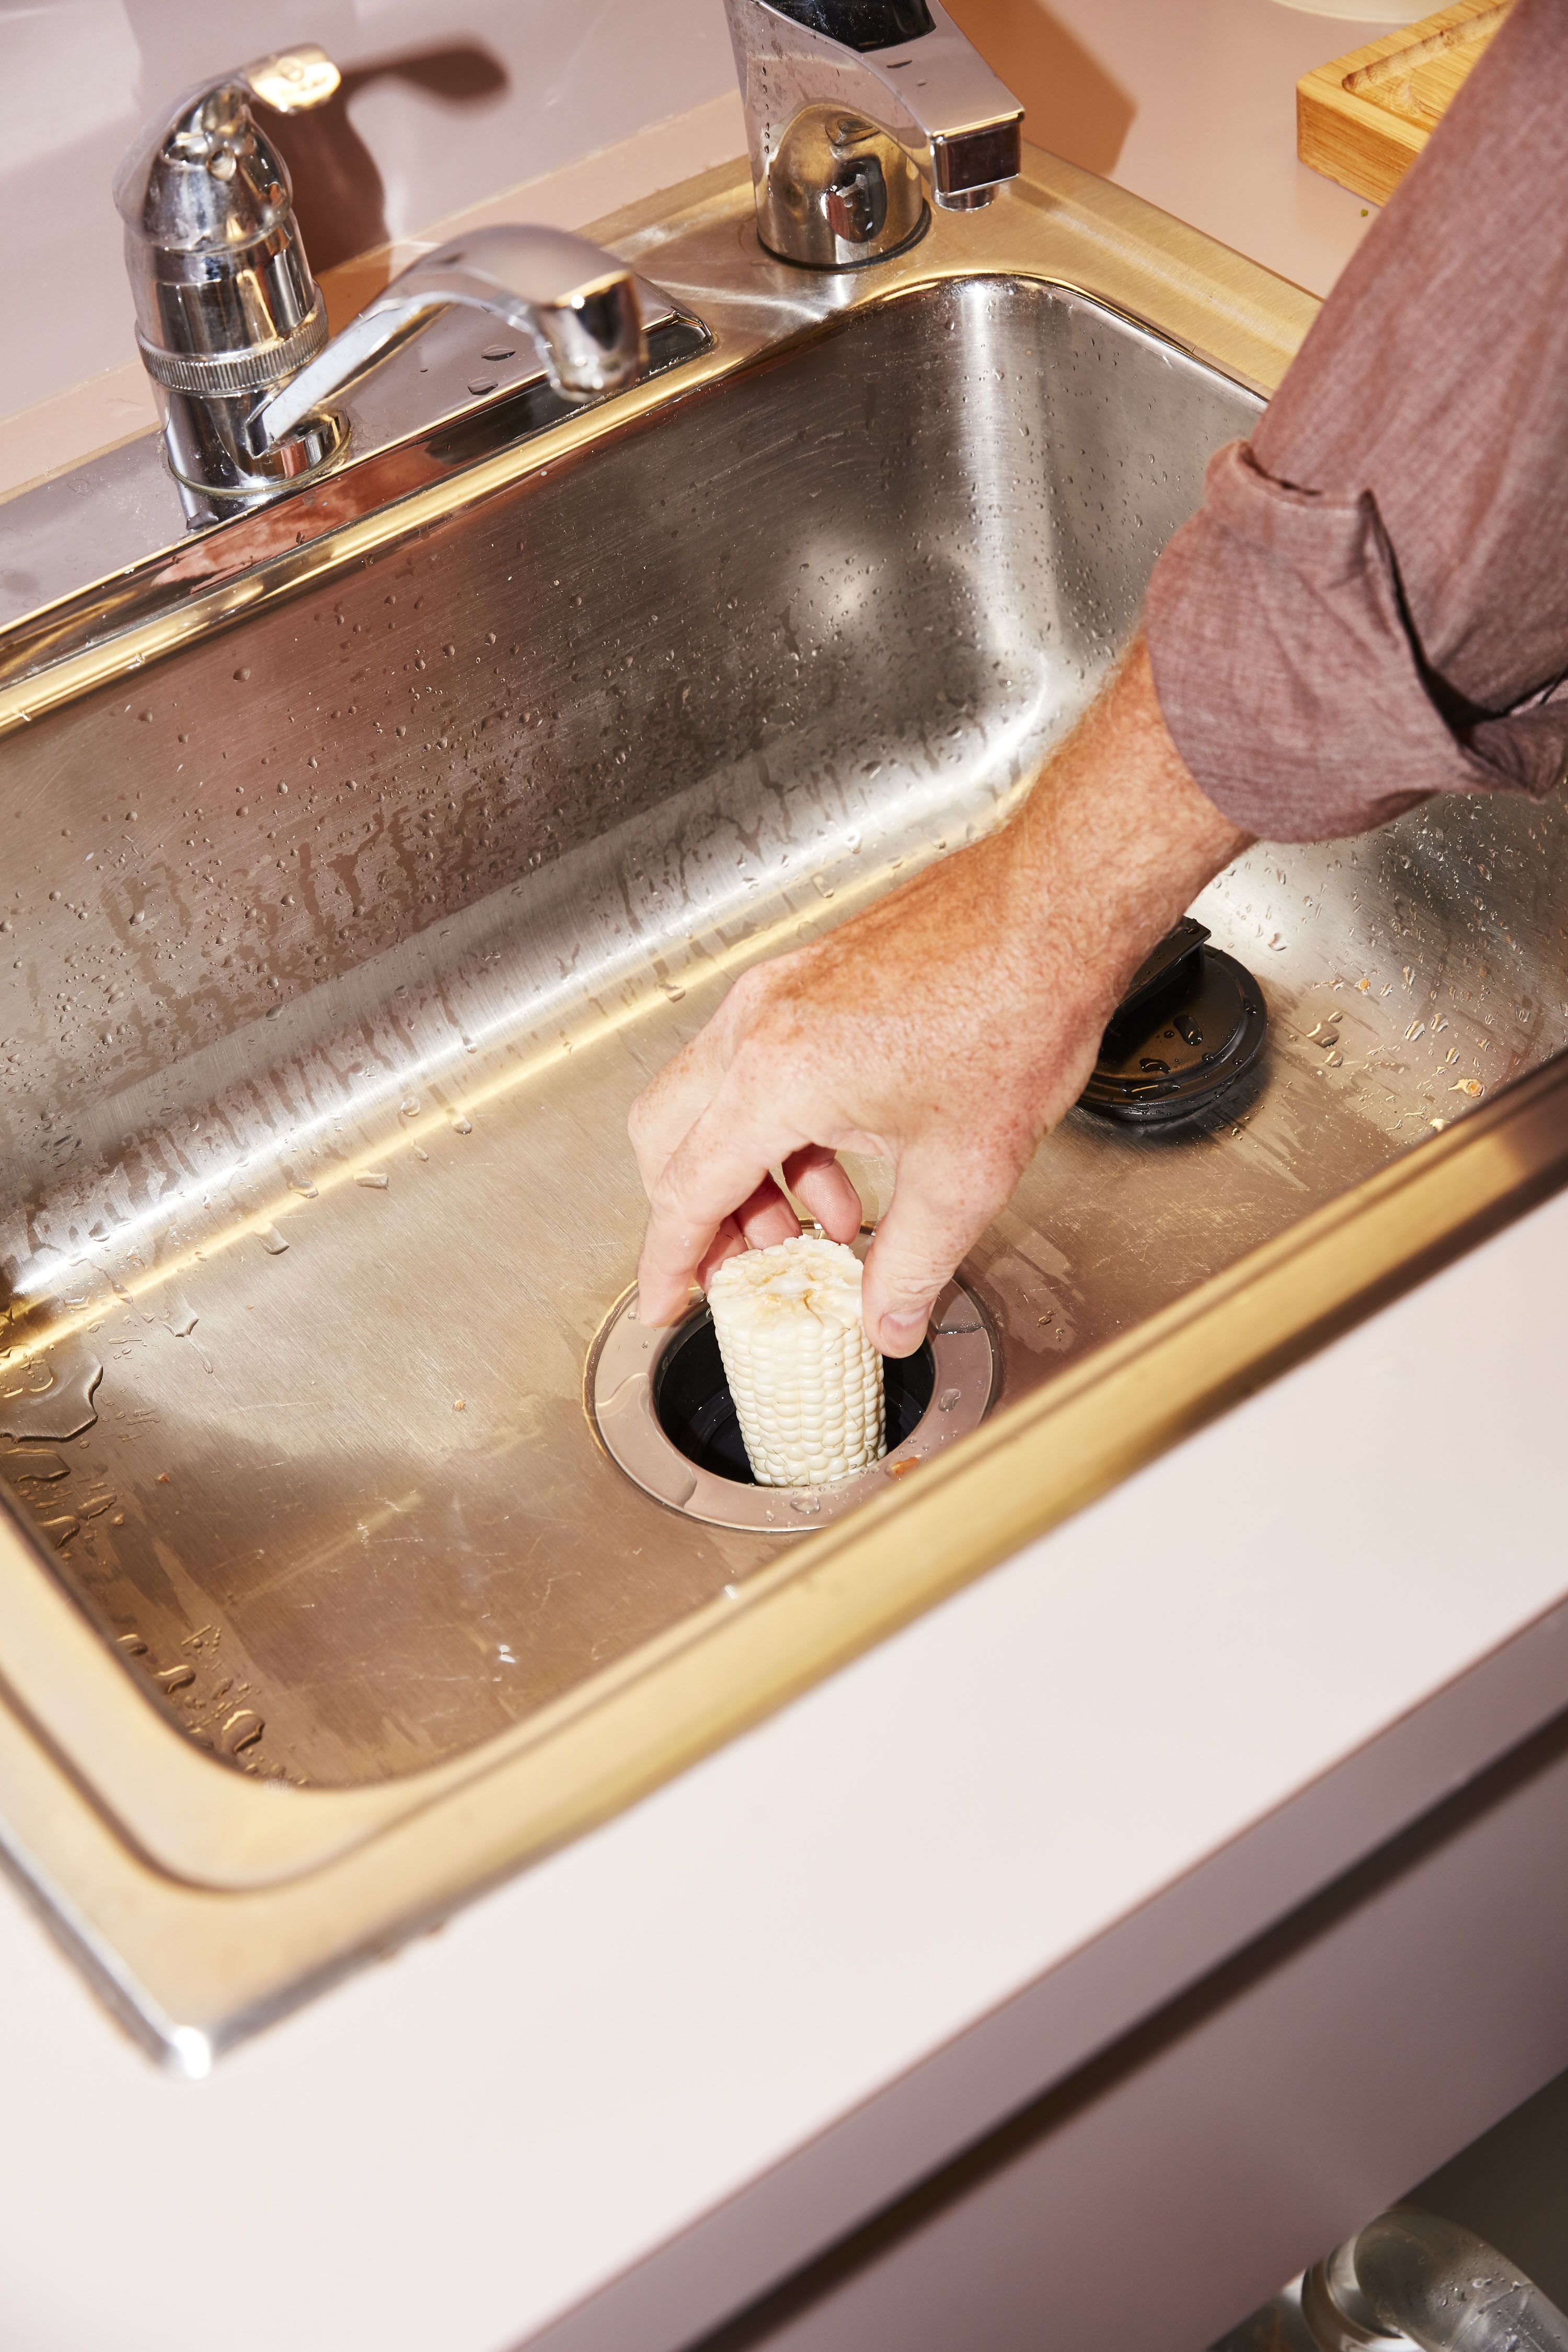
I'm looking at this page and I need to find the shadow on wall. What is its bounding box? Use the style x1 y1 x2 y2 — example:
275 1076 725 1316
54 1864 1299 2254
943 0 1134 176
258 44 510 279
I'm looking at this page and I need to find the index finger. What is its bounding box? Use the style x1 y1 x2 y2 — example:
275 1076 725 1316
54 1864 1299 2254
634 1091 808 1324
626 1020 732 1197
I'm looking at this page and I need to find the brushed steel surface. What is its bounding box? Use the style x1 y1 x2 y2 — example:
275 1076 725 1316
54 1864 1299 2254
1 275 1261 1788
3 147 1563 2056
4 264 1564 1797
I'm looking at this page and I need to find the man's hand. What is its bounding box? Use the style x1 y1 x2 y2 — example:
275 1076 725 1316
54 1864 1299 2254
628 637 1251 1354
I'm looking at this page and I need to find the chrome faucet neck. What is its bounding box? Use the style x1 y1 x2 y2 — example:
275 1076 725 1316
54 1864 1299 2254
115 48 342 506
723 0 1022 269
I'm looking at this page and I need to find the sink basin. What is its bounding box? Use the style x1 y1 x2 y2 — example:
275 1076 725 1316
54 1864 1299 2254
2 268 1259 1790
3 148 1565 2059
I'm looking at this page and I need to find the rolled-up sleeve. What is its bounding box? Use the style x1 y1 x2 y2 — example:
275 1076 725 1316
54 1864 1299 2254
1144 0 1568 842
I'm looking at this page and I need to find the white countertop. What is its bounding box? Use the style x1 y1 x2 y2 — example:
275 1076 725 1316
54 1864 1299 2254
6 8 1549 2352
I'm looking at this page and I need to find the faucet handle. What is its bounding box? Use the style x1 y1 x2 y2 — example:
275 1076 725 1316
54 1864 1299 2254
250 226 648 453
117 46 356 508
114 45 341 399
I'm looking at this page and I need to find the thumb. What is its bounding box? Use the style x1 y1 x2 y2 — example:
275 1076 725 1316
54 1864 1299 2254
860 1142 1004 1356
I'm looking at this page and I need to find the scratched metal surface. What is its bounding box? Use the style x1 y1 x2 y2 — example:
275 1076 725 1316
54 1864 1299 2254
1 278 1560 1786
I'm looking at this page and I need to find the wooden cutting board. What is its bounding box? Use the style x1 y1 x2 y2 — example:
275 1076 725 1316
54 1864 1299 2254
1297 0 1512 206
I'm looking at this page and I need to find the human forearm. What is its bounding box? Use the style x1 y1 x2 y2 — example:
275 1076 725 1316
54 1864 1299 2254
1007 636 1251 1013
1147 0 1568 841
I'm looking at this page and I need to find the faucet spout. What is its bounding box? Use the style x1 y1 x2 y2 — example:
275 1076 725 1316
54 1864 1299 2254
723 0 1022 268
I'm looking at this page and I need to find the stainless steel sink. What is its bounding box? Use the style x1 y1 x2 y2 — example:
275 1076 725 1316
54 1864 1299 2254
2 269 1261 1790
3 149 1566 2060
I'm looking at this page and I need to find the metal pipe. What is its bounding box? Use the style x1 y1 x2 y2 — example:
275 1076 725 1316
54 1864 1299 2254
1220 2208 1568 2352
1306 2208 1568 2352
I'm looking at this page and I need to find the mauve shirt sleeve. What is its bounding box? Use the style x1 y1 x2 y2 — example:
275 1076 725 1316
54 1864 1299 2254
1143 0 1568 842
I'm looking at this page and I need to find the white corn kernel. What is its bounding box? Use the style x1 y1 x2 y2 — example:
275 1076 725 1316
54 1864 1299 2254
707 1235 885 1488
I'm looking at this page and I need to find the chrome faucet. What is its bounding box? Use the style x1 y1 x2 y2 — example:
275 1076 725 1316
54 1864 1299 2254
113 45 646 514
723 0 1023 269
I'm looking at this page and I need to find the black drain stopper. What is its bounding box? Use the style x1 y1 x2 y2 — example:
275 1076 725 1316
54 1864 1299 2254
1079 917 1266 1126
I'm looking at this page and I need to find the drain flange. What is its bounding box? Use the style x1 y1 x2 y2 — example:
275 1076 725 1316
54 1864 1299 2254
589 1256 997 1534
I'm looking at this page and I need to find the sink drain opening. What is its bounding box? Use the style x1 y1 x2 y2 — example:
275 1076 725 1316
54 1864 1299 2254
589 1263 995 1534
655 1311 936 1485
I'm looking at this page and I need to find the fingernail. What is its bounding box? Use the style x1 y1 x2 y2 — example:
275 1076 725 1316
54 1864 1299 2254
879 1308 928 1354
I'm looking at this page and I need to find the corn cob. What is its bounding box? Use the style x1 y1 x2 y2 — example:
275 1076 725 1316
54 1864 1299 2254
707 1234 885 1488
